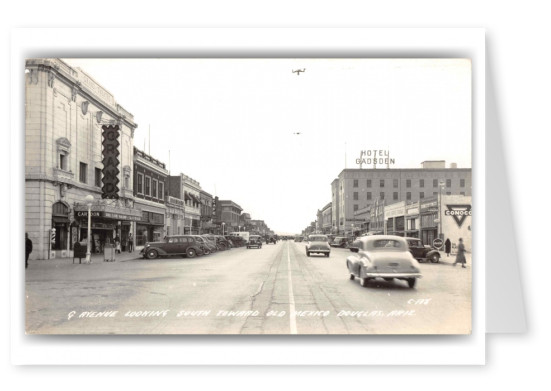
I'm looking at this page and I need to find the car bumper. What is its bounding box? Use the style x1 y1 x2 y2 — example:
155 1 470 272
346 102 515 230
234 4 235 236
363 272 422 279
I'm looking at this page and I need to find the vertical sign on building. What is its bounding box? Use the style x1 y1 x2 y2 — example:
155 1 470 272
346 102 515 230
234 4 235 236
101 125 120 199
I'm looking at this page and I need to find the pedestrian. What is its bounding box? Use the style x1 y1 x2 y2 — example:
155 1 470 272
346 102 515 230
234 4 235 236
114 234 121 254
128 233 134 253
445 238 451 257
453 238 467 268
25 232 33 269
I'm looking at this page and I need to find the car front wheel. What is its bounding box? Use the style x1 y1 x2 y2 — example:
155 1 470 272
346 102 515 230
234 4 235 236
407 278 416 288
187 248 196 258
430 254 440 263
146 249 158 259
306 251 310 257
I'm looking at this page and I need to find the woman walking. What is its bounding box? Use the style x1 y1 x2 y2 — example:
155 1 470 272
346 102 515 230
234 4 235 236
444 238 451 257
454 238 467 268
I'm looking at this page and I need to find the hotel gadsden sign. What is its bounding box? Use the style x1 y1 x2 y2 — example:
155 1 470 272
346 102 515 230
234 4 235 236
101 125 120 199
356 149 395 167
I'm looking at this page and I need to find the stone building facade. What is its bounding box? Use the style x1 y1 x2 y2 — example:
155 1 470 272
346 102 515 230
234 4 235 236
25 58 138 260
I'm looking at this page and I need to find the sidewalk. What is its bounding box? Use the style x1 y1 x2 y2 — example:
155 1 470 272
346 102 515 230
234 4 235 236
435 250 472 267
31 250 142 265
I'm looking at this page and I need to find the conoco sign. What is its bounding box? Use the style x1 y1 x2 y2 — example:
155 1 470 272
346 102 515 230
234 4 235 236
101 125 120 199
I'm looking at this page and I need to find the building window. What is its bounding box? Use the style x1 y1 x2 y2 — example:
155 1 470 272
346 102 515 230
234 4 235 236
124 176 129 189
353 204 358 211
152 179 158 199
137 173 144 194
406 192 411 200
446 192 451 195
433 192 438 196
145 176 151 196
460 179 465 187
420 192 425 199
367 179 371 188
406 179 411 188
367 192 372 200
433 179 438 187
446 179 452 188
380 192 385 200
59 154 67 170
460 192 465 196
380 179 385 188
393 192 398 200
353 179 358 188
79 162 87 183
420 179 424 188
393 179 398 188
95 168 102 188
353 192 358 200
159 181 164 200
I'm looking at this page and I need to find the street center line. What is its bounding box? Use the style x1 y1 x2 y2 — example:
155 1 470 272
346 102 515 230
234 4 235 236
287 242 298 334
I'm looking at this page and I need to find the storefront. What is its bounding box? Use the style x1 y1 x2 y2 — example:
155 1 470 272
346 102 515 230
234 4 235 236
166 196 185 236
405 202 421 238
384 201 406 236
136 210 165 246
420 197 439 246
73 202 142 253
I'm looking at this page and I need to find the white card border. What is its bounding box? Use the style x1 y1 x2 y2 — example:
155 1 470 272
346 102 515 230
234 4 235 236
10 27 485 365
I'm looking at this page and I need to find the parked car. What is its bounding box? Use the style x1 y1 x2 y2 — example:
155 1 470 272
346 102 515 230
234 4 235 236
192 235 217 255
141 235 205 259
247 235 263 249
294 236 304 242
346 235 422 288
305 234 330 257
266 236 276 244
331 236 348 248
226 235 245 247
405 237 441 263
212 235 230 250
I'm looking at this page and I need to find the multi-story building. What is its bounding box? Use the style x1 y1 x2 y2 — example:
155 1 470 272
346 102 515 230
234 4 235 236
331 161 472 234
168 173 202 234
218 200 242 233
25 58 140 260
133 148 168 247
321 202 332 234
199 190 214 234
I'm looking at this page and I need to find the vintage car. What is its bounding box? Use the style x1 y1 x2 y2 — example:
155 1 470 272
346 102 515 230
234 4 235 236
405 237 441 263
141 235 205 259
346 235 422 288
330 236 348 248
247 235 263 249
305 234 331 257
294 236 304 242
192 235 217 255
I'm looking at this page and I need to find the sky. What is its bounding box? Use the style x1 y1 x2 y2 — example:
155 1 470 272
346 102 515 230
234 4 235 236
62 58 472 234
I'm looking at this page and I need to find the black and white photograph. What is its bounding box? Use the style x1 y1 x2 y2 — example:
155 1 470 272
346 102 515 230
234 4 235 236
24 57 473 335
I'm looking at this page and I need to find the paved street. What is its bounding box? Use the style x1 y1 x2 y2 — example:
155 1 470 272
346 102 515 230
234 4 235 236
25 241 471 335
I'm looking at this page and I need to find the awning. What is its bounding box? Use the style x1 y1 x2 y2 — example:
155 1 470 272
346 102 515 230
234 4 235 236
184 192 192 201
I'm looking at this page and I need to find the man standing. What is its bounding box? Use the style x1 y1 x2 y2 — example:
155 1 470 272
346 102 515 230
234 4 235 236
25 233 33 269
128 233 134 253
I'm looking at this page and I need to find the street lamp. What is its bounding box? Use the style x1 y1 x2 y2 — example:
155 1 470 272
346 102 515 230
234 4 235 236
85 194 94 263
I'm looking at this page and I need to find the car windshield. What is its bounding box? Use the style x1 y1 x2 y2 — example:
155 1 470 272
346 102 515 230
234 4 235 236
309 236 327 242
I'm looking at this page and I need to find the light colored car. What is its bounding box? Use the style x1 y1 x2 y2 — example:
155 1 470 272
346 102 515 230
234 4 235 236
305 234 331 257
346 235 421 288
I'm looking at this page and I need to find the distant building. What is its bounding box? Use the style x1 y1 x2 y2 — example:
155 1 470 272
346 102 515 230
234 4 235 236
168 173 202 234
218 200 242 233
331 162 472 234
199 190 214 234
133 148 168 247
